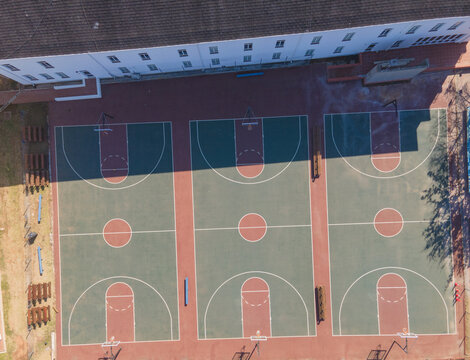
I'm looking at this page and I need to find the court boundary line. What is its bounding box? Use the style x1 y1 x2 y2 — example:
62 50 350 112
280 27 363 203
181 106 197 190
63 330 457 346
191 114 307 122
337 266 450 336
59 120 174 128
189 120 201 340
328 109 442 179
203 271 312 339
323 115 335 336
67 276 175 345
376 273 409 335
325 108 444 116
306 115 318 330
445 108 458 333
193 116 303 185
105 282 136 342
369 112 402 173
59 122 168 190
169 122 181 342
240 277 272 338
54 130 66 346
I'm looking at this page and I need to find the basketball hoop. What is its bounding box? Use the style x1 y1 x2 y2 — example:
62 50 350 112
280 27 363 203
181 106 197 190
101 336 122 360
250 330 267 342
397 331 418 339
241 107 259 131
101 336 120 347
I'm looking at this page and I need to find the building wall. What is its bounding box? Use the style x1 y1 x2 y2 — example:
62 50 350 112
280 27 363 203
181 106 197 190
1 16 469 85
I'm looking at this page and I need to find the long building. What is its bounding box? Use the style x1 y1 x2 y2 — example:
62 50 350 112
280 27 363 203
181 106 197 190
0 1 469 85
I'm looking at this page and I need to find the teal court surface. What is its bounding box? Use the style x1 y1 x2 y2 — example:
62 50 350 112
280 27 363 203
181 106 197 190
54 122 179 345
324 108 455 336
190 115 316 339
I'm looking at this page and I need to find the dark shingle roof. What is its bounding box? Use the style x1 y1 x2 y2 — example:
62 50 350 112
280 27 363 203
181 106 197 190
1 0 469 59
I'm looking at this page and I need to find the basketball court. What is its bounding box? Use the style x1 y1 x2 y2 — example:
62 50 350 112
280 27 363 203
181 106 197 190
324 108 455 336
54 122 179 345
48 63 465 359
190 115 315 339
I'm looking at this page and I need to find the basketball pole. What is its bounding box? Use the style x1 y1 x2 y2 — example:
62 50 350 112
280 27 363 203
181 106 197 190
383 336 415 359
246 341 260 360
382 99 398 117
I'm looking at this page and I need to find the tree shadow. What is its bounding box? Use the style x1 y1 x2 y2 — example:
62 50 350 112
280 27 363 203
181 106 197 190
422 74 470 285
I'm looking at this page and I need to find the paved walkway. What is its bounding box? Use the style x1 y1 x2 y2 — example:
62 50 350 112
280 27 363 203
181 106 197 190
328 42 470 82
0 42 469 105
0 79 98 105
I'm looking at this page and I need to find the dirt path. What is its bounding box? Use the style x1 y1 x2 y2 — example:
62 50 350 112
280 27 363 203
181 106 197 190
0 103 55 360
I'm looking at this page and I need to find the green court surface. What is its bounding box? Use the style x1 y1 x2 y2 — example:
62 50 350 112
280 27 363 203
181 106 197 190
55 122 179 345
324 109 455 335
190 116 316 339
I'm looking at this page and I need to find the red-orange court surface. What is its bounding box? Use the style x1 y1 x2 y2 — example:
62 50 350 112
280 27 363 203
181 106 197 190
48 56 466 360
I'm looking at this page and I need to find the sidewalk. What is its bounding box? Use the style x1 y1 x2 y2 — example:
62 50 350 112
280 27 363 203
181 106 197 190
328 42 470 82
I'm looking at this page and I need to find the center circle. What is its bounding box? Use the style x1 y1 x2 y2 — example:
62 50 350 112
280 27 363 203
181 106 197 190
103 218 132 247
374 208 404 238
238 213 267 242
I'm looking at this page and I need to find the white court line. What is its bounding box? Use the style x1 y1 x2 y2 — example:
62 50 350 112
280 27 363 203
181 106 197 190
53 127 66 346
325 108 444 116
191 114 307 122
329 109 441 179
60 122 167 190
195 224 311 231
444 108 458 332
194 116 302 185
61 229 175 237
329 220 428 226
188 121 201 340
169 122 181 341
305 115 318 331
323 115 335 336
